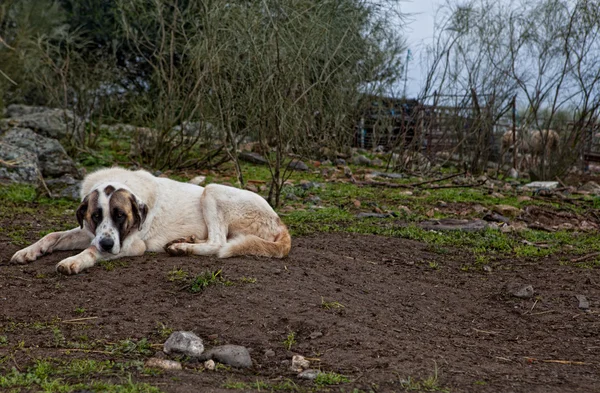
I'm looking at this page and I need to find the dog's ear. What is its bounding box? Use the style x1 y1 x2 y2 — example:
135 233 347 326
76 195 89 229
130 196 148 231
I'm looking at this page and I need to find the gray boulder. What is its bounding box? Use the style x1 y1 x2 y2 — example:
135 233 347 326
198 345 252 368
0 142 40 183
163 331 205 358
0 127 80 178
2 105 83 140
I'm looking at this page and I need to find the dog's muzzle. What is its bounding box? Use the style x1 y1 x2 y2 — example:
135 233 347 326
99 238 115 253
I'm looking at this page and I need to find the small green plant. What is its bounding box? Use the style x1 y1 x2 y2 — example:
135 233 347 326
321 297 345 310
400 364 449 392
75 307 86 315
428 261 439 270
155 322 173 338
167 268 189 282
283 331 297 350
315 371 350 386
189 269 224 293
99 259 129 271
239 276 257 284
105 338 153 356
0 336 7 346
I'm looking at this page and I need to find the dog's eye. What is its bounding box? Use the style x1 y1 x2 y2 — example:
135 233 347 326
92 212 101 222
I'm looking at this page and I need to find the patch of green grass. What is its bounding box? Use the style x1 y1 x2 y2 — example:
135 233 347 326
155 322 173 339
0 336 7 346
167 268 189 282
105 338 153 357
239 276 257 284
223 379 299 391
0 359 162 393
75 307 86 315
283 331 297 351
321 297 345 310
99 259 129 272
314 371 350 386
189 269 225 293
428 261 440 270
400 365 450 392
0 183 37 203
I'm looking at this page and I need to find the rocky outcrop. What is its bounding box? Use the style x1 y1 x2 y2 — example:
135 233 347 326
1 104 83 140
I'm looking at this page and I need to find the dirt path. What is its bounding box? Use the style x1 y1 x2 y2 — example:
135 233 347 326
1 232 599 392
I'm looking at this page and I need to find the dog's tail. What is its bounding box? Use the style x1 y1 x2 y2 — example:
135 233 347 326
218 225 291 259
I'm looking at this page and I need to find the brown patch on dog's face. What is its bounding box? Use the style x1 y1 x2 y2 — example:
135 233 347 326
109 189 147 242
76 190 100 232
104 185 116 196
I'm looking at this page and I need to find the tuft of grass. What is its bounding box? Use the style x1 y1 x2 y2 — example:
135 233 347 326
99 259 129 271
223 379 299 391
105 338 153 356
167 268 189 282
428 261 440 270
155 322 173 339
189 269 224 293
321 297 345 310
74 307 86 315
314 371 350 386
283 331 297 351
0 336 7 346
401 364 450 392
239 276 257 284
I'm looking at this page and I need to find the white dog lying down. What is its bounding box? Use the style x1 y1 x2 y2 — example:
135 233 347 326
11 167 291 275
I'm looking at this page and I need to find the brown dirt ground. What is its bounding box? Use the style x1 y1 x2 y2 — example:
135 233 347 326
1 213 600 392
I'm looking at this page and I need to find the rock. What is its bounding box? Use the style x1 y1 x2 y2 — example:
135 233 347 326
517 195 532 202
398 190 413 196
472 204 488 214
320 159 332 166
493 204 521 218
239 151 268 165
372 172 404 180
290 355 310 372
163 331 205 358
264 349 275 357
507 284 534 299
145 358 182 370
483 212 510 224
198 345 252 368
372 158 384 167
308 331 323 340
579 181 600 195
343 166 353 178
189 175 206 185
203 359 216 371
356 212 391 219
500 221 528 232
2 105 83 140
334 158 346 166
353 155 372 166
482 265 493 273
305 196 321 205
575 295 590 310
0 142 40 183
298 369 320 380
45 175 82 200
299 181 320 190
288 159 309 171
508 168 519 178
524 181 559 191
490 192 505 199
0 127 80 178
352 199 361 208
285 193 299 201
437 201 448 208
397 205 411 215
419 219 489 232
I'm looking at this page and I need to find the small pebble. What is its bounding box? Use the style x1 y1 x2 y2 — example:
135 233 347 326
204 359 216 371
145 358 182 370
291 355 310 372
298 369 320 380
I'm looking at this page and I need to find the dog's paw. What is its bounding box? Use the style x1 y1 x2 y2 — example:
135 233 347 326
10 246 43 264
56 257 85 275
165 242 192 256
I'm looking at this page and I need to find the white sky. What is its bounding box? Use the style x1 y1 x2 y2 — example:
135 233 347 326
396 0 442 98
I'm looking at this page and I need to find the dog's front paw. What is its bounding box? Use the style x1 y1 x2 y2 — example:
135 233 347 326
165 242 192 256
11 246 43 264
56 257 85 275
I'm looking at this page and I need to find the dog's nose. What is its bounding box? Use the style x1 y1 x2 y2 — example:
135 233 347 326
99 238 115 252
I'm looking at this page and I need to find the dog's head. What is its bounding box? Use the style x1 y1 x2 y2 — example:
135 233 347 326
76 184 148 254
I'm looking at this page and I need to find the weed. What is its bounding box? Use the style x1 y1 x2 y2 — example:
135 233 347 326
428 261 439 270
189 269 224 293
283 331 297 351
99 259 129 271
167 268 189 282
0 336 7 346
315 371 350 386
321 297 345 310
400 363 449 392
155 322 173 339
105 338 153 356
239 276 257 284
75 307 86 315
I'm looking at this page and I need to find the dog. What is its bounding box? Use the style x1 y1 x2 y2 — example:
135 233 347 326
10 167 291 275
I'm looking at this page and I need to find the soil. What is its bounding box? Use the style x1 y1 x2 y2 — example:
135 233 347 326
1 216 600 392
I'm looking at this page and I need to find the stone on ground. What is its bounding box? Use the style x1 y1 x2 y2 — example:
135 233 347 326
198 345 252 368
163 331 204 357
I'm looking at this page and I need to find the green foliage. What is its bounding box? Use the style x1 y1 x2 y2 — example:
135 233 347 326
314 371 350 386
189 270 225 293
283 332 297 351
105 338 153 357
